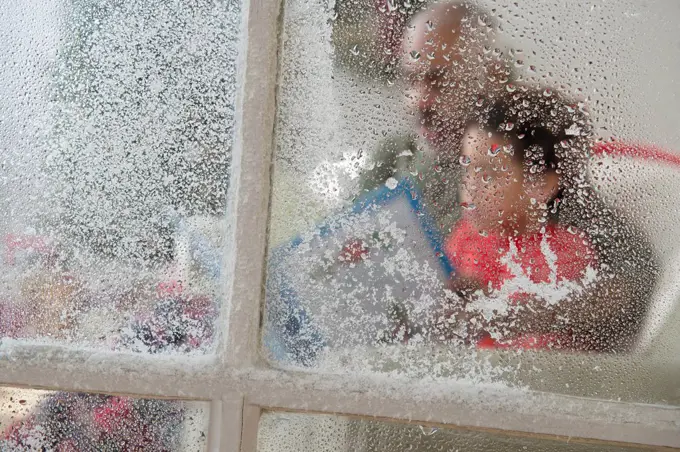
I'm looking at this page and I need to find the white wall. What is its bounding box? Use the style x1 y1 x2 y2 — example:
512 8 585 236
478 0 680 148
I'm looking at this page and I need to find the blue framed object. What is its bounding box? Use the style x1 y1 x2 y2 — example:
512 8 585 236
264 177 454 366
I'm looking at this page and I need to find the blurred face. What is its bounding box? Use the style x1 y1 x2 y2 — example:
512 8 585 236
401 6 497 154
460 125 524 232
459 125 560 234
401 9 481 152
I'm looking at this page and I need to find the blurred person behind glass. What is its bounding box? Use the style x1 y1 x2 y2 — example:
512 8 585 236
358 1 514 233
392 2 658 352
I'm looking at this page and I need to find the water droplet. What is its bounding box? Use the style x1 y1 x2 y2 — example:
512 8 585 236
488 144 502 157
426 52 435 60
482 174 492 183
425 20 434 31
461 202 477 210
543 88 553 97
410 50 421 61
350 45 360 56
459 155 471 166
479 230 489 237
506 84 516 93
515 60 524 67
565 123 581 136
505 122 515 131
419 425 439 436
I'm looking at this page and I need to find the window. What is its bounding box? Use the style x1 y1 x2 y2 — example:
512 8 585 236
1 0 239 353
0 387 210 450
0 0 678 450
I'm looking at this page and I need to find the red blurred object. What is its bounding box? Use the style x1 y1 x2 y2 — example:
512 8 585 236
1 417 34 444
4 234 54 265
477 332 571 351
445 219 594 291
339 239 369 263
156 280 184 297
93 397 134 434
592 140 680 167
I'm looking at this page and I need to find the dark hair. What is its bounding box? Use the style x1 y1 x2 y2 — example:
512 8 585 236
472 85 592 181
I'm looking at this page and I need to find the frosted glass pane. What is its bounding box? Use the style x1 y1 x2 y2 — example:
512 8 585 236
257 412 647 452
263 0 680 406
0 387 209 451
0 0 240 352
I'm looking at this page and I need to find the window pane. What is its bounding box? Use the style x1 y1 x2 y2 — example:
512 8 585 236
0 0 240 352
263 0 680 404
0 387 209 450
257 412 647 452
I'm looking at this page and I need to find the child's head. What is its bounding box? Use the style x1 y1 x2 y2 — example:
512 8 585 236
459 86 591 234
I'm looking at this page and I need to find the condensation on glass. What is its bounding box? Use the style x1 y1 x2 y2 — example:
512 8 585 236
0 0 240 352
256 411 648 452
0 387 208 450
263 0 680 405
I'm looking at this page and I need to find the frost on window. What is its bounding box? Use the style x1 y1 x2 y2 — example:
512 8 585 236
0 387 209 451
0 0 240 351
257 412 648 452
264 0 680 405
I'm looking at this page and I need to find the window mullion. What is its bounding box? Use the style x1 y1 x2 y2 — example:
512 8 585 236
207 399 225 452
240 402 262 452
205 397 245 452
240 367 680 448
0 341 220 399
1 343 677 448
219 0 282 370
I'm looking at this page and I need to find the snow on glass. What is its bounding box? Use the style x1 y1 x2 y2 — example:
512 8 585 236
0 0 240 353
264 0 680 406
256 411 648 451
0 386 209 451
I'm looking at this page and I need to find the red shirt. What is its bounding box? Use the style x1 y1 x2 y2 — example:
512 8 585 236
444 218 596 350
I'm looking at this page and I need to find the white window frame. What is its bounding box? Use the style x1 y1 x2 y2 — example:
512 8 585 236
0 0 678 450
